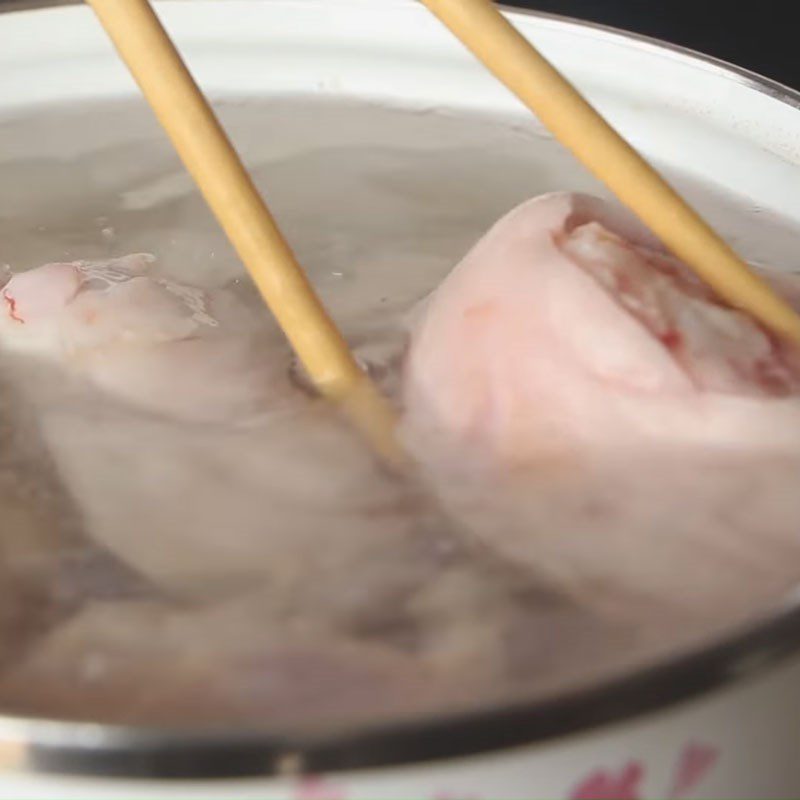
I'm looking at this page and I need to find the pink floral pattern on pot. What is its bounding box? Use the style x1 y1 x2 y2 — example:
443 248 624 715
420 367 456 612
570 741 719 800
290 740 718 800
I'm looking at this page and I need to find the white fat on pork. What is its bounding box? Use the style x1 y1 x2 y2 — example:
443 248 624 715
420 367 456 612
403 192 800 618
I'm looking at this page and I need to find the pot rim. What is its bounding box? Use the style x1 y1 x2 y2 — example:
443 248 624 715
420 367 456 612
0 0 799 781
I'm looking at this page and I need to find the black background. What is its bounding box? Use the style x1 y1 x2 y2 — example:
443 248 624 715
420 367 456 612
505 1 798 90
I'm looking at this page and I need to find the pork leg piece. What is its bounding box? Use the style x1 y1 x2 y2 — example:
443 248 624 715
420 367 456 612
0 254 285 423
403 192 800 620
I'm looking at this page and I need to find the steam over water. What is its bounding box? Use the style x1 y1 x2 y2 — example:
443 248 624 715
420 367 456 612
0 98 798 731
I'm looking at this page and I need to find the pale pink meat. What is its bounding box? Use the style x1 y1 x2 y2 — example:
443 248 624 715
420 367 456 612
2 261 82 325
0 254 283 423
403 193 800 617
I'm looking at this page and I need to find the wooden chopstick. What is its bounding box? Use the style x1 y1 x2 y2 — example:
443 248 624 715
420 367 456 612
85 0 404 467
420 0 800 346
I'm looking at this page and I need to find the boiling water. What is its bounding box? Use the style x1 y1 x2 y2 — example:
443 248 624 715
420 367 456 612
0 97 798 731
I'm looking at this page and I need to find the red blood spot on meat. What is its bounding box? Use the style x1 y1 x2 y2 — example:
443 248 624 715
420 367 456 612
3 291 24 324
660 330 683 351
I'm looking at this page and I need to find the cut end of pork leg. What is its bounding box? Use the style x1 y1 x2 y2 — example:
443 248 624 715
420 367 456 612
401 193 800 620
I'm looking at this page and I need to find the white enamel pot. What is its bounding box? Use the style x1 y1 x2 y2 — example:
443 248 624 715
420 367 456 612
1 1 800 798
